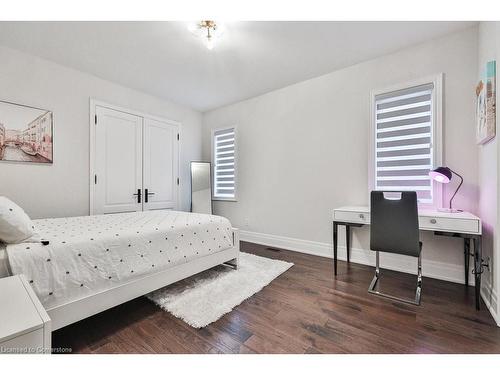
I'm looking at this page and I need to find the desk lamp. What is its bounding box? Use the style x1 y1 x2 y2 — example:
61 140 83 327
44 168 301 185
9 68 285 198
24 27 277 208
429 166 463 213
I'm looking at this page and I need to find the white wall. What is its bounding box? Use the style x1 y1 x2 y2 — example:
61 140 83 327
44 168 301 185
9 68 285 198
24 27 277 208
477 22 500 324
203 27 479 285
0 45 202 218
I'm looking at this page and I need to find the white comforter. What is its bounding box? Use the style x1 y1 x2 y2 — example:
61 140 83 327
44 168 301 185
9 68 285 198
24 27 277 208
6 210 233 309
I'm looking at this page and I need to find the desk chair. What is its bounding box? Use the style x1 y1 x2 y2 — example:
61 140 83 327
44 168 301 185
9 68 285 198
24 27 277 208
369 191 422 305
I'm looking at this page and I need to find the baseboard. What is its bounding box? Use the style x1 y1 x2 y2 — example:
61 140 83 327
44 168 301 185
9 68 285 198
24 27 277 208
481 278 499 326
239 230 472 285
240 230 334 258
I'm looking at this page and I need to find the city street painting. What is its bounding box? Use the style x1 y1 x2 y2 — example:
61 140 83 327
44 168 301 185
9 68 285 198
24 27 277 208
0 100 53 163
476 60 496 145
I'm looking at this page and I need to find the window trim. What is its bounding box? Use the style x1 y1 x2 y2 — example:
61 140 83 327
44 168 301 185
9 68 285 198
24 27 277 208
211 125 238 202
368 74 443 208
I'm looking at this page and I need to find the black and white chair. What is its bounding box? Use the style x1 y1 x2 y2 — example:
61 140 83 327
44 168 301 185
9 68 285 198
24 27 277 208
369 191 423 305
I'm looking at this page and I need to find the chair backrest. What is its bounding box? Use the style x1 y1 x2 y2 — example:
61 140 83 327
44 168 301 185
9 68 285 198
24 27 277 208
370 191 420 257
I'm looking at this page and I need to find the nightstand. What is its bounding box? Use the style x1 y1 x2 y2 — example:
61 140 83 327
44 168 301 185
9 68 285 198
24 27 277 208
0 275 51 354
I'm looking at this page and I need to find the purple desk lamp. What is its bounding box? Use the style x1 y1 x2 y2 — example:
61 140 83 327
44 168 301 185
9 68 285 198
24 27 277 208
429 166 463 213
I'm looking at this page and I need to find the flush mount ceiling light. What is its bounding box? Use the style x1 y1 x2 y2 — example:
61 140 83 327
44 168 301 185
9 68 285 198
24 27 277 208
188 20 224 50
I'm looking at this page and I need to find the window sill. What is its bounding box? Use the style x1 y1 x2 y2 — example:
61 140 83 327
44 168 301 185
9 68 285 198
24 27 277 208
213 197 238 202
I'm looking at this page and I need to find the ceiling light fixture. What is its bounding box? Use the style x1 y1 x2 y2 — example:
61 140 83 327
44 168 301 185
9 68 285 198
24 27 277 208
188 20 223 50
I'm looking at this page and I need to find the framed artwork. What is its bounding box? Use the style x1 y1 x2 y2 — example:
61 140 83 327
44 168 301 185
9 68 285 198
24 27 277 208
476 60 496 145
0 100 53 164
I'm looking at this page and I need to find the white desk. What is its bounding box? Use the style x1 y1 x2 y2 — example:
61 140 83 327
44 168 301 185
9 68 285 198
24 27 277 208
332 206 483 310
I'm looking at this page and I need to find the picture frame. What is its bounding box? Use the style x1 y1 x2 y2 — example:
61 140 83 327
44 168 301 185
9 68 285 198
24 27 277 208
0 100 53 164
476 60 496 145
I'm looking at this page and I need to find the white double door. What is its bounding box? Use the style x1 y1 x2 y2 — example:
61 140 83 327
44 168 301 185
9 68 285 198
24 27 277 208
93 105 179 214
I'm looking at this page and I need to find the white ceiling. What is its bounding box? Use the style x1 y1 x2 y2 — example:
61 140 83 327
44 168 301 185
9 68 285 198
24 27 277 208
0 21 475 112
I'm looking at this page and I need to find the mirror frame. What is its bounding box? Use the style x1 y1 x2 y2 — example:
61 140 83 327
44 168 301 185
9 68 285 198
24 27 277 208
190 161 213 214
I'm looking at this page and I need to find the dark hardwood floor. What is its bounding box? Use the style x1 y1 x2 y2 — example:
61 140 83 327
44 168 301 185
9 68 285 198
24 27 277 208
52 241 500 354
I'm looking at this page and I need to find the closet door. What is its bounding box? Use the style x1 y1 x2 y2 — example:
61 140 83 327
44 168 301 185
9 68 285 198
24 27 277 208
94 106 143 214
143 118 179 211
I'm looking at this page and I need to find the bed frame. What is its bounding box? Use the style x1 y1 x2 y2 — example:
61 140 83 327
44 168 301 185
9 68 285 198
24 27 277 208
47 228 240 331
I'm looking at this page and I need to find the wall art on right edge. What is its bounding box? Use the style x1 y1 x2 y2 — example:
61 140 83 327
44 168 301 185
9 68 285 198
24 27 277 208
476 60 496 145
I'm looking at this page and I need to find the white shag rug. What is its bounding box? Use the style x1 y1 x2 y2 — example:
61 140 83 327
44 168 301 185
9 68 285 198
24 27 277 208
146 252 293 328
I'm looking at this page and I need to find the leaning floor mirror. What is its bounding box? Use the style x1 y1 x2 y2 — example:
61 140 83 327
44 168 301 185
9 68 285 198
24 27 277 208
190 161 213 214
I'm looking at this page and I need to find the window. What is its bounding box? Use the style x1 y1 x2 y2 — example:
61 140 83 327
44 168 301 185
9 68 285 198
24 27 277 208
212 127 236 200
371 76 442 206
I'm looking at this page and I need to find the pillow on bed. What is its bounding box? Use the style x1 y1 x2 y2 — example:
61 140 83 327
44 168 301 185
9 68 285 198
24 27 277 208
0 196 36 244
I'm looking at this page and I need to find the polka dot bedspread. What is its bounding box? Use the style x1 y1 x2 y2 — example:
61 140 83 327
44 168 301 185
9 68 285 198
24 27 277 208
5 210 233 309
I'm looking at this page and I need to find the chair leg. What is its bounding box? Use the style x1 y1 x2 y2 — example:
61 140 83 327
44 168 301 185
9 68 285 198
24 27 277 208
368 251 380 292
415 253 422 305
368 252 422 306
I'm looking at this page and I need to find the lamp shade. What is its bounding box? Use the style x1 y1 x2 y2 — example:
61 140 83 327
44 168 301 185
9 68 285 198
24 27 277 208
429 167 452 184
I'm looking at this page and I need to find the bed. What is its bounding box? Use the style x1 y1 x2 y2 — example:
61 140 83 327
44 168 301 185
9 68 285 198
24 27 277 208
1 210 239 331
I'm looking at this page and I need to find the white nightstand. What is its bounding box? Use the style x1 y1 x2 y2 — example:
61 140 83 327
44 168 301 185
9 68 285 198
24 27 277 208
0 275 51 354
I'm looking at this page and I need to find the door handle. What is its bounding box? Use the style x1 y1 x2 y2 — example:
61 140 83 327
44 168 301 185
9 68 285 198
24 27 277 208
133 189 141 203
145 189 155 203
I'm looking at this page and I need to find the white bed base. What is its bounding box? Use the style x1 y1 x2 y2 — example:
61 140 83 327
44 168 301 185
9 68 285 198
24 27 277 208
47 228 240 331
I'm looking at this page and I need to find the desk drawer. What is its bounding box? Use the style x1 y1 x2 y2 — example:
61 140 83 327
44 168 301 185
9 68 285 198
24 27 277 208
334 210 370 224
419 216 480 234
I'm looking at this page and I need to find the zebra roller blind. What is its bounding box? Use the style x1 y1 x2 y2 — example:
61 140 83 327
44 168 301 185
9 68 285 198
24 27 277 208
374 83 434 203
213 127 236 199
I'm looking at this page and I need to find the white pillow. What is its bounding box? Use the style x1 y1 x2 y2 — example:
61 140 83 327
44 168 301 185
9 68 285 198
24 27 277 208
0 197 35 244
